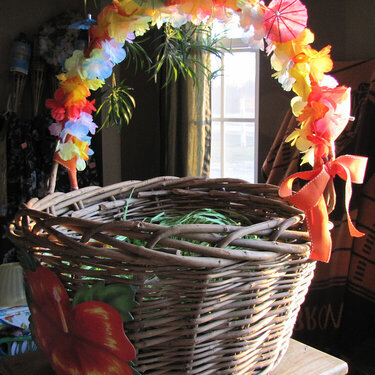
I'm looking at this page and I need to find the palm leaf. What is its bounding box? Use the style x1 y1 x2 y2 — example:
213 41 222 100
149 22 229 87
123 39 152 73
96 76 136 131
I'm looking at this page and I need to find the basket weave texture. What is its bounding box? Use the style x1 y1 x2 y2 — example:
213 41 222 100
9 176 315 375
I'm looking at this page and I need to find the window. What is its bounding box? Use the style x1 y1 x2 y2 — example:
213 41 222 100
210 35 259 183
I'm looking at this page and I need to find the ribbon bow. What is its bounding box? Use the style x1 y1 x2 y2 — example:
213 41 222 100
279 155 368 262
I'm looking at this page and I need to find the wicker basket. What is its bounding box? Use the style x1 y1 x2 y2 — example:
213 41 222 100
9 176 315 375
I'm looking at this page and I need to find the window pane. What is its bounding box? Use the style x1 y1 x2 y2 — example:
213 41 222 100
210 121 222 178
224 52 256 118
224 122 255 182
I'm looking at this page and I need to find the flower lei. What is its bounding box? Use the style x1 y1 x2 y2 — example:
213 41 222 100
46 0 368 263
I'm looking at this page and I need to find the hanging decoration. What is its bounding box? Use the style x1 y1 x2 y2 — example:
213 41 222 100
31 37 46 117
263 0 308 43
45 0 368 263
7 34 31 114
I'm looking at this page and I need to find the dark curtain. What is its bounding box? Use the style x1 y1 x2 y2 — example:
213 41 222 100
159 48 211 177
121 28 211 181
262 58 375 375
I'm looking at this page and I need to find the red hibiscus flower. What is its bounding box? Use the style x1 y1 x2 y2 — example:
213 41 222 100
25 266 136 375
45 88 67 122
82 98 97 115
64 98 96 121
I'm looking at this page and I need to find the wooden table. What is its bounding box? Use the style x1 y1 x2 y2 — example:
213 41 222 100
0 339 348 375
271 339 348 375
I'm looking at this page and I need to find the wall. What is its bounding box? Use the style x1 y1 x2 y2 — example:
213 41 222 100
0 0 85 113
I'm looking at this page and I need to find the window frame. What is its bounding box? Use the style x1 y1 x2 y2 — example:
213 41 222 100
210 38 260 182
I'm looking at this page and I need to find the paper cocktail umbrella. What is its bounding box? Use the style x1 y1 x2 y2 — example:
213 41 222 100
264 0 308 43
69 14 97 30
69 14 97 49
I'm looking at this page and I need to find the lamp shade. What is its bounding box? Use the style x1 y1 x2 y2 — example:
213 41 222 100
0 262 27 307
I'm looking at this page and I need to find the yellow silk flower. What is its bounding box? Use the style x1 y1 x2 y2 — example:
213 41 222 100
178 0 214 15
271 28 333 102
290 45 333 99
58 73 104 93
285 126 315 165
114 0 143 16
57 138 90 171
64 50 86 79
60 78 91 106
293 45 333 84
106 10 151 42
270 28 315 76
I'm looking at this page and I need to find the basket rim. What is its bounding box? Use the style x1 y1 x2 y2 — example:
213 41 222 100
9 177 312 267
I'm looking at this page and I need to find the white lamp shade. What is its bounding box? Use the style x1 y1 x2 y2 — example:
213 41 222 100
0 262 27 307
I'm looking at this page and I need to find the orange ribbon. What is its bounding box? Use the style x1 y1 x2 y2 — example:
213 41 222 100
279 155 368 262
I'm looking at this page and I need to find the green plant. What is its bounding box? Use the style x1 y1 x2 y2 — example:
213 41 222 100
150 22 228 87
96 22 228 129
96 74 136 130
122 38 152 73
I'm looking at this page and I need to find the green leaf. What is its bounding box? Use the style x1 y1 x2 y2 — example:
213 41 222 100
18 248 39 272
131 364 143 375
149 22 229 87
123 39 152 72
72 281 139 323
72 284 91 305
96 79 136 130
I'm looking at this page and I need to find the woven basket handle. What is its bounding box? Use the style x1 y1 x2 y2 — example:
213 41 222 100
47 161 59 195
